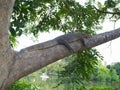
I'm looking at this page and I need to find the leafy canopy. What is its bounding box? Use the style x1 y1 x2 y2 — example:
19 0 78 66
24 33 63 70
10 0 120 37
10 0 103 46
10 0 120 46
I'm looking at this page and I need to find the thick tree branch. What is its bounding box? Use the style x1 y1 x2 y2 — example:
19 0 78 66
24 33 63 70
85 27 120 48
6 27 120 86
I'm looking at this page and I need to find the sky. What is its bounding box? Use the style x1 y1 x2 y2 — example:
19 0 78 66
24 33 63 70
14 0 120 65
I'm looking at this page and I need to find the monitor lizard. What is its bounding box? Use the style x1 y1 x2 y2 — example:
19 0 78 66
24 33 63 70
20 33 89 53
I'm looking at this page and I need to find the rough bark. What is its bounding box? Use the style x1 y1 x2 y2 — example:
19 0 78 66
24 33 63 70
0 0 120 90
0 0 15 90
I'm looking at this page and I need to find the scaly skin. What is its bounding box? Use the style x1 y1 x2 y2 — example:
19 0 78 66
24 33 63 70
20 33 90 53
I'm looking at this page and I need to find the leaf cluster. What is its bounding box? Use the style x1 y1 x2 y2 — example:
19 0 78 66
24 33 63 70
57 49 103 89
10 0 106 46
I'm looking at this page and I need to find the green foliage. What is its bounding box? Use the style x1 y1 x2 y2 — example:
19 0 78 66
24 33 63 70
8 60 120 90
88 86 114 90
107 62 120 78
10 0 108 46
11 0 102 34
7 79 40 90
91 64 119 83
110 69 119 81
105 0 117 8
96 65 111 82
57 49 103 89
10 0 120 46
101 0 120 21
9 35 18 47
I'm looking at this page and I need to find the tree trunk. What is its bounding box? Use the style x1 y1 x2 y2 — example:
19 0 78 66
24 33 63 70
0 0 120 90
0 0 15 90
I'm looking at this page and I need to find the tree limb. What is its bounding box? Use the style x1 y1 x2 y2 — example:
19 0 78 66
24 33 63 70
6 27 120 86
